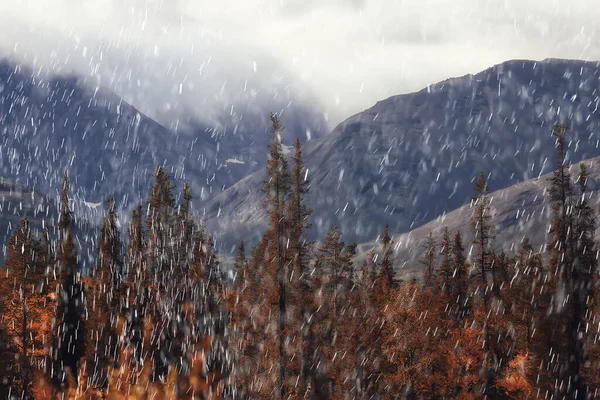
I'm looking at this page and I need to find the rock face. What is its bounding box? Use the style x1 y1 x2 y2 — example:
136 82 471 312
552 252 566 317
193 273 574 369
205 58 600 250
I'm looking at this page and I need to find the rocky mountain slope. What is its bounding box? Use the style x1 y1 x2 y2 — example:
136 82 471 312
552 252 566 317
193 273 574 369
355 155 600 279
206 58 600 251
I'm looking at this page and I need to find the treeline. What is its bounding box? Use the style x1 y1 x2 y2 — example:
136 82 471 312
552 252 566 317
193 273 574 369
0 118 599 399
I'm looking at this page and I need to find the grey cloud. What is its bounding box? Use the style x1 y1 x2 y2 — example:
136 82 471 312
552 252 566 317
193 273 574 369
0 0 598 129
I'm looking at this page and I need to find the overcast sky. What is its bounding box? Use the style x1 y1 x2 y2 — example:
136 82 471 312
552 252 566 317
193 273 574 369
0 0 598 129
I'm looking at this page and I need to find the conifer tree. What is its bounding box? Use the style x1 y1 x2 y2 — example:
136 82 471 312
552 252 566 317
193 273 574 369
146 165 176 281
229 241 249 363
548 124 574 277
125 203 147 369
353 256 384 398
502 238 552 393
229 238 269 398
176 182 195 281
54 171 85 384
144 166 180 379
190 227 229 390
83 195 124 387
451 232 468 320
471 172 494 291
439 227 452 293
314 225 356 396
470 173 497 396
262 113 291 398
126 203 146 316
0 218 53 397
574 163 596 295
230 113 292 398
378 223 395 293
546 123 584 398
286 138 314 394
232 241 247 290
573 163 597 395
420 232 437 286
288 138 312 279
335 277 367 398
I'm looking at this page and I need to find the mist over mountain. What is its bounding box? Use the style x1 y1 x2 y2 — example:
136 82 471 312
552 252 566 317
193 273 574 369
0 59 326 224
205 58 600 250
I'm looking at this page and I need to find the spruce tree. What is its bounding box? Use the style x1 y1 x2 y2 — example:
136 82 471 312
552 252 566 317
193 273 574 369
0 218 52 397
144 166 179 379
146 165 176 282
378 223 395 293
471 172 494 291
548 123 574 277
286 138 314 395
574 163 596 293
439 227 452 293
451 232 468 320
230 113 292 398
314 225 356 396
54 171 85 383
574 163 597 395
190 227 229 388
125 203 147 369
83 195 124 387
355 255 384 398
288 138 312 279
420 232 437 286
546 123 588 398
262 113 291 398
229 237 269 398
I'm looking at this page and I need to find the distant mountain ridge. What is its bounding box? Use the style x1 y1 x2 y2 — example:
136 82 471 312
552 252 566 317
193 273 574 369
205 58 600 251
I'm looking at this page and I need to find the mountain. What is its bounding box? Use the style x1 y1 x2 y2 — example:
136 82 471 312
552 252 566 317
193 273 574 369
206 58 600 250
0 60 326 223
354 155 600 280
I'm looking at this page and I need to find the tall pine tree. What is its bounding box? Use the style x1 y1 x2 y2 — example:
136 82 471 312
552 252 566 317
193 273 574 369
262 113 291 398
471 172 494 292
546 123 585 398
420 232 437 287
286 138 314 396
0 218 54 397
83 195 124 387
54 171 85 384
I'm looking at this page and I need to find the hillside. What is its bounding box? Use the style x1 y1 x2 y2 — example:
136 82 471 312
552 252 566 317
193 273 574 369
355 155 600 279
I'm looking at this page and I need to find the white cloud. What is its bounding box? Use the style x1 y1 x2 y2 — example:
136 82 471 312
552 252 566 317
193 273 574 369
0 0 598 128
